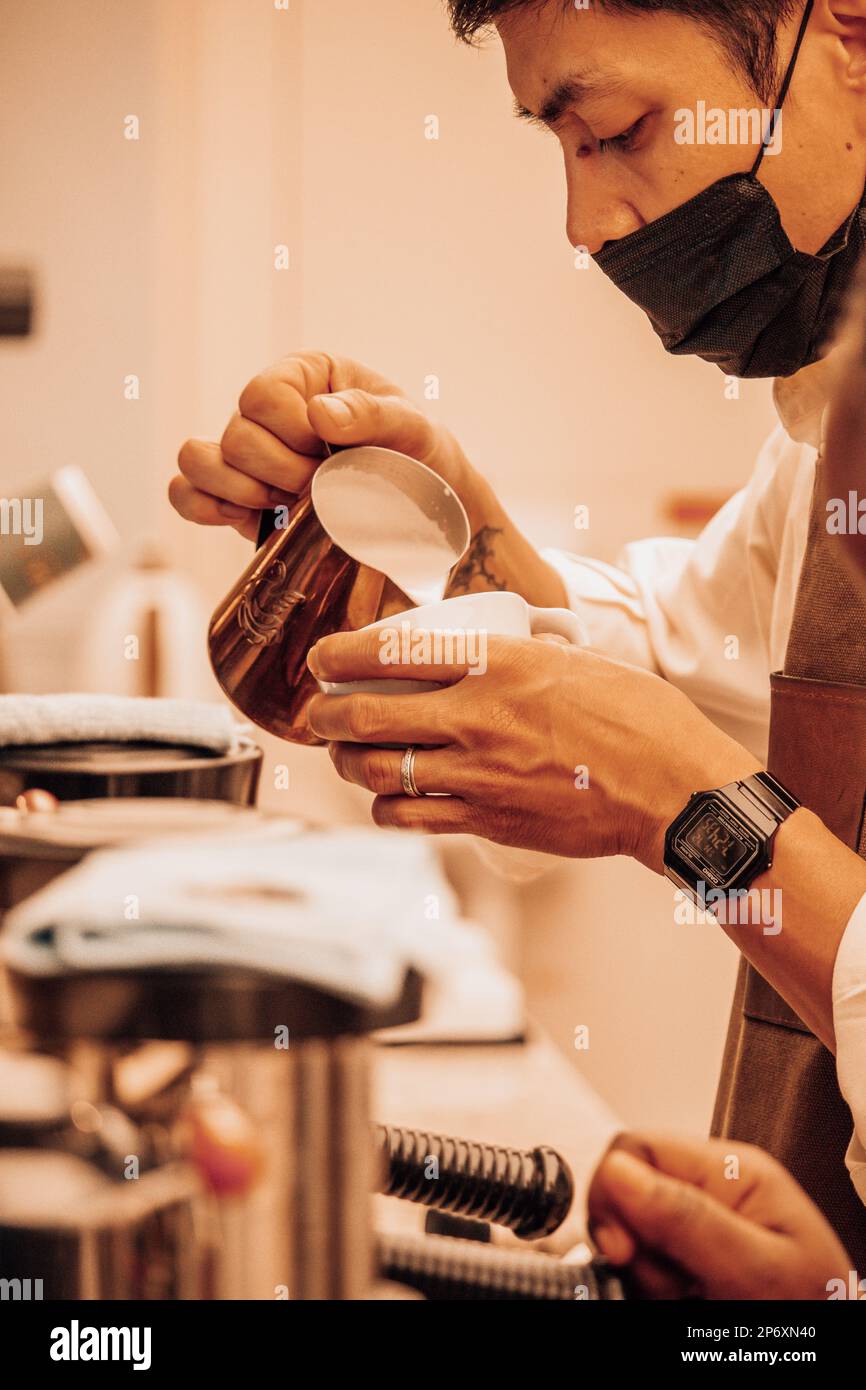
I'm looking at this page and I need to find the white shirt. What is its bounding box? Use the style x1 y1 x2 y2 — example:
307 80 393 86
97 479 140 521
543 368 866 1207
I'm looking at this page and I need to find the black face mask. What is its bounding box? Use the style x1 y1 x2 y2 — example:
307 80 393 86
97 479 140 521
593 0 866 379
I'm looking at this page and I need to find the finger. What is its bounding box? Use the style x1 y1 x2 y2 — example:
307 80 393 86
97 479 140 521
308 627 475 686
371 793 479 836
306 689 455 747
327 742 468 797
590 1189 691 1293
590 1220 637 1266
597 1130 787 1214
308 389 441 464
591 1150 781 1289
238 352 406 454
177 438 276 509
238 353 335 453
167 475 258 539
219 413 320 495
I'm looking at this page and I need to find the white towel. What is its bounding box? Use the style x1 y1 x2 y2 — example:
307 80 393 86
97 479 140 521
0 694 242 754
1 826 487 1009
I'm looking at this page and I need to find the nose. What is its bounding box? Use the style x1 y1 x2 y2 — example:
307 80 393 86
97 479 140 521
564 153 643 254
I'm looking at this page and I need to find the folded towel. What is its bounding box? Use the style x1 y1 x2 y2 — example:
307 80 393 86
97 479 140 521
1 826 487 1009
0 694 242 754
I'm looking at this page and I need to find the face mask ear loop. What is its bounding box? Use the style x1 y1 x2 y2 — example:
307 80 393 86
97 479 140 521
752 0 814 178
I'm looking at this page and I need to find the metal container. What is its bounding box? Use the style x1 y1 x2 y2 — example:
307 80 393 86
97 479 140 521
0 737 262 808
1 964 421 1300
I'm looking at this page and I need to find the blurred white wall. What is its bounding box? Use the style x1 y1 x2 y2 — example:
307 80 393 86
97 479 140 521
0 0 781 1131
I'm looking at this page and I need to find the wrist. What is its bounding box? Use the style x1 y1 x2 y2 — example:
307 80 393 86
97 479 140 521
455 459 505 535
446 463 568 606
639 742 763 875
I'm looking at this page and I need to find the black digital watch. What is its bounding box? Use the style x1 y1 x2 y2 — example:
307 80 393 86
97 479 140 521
663 772 801 908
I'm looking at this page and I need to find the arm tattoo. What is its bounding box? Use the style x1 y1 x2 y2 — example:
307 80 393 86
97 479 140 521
447 526 507 594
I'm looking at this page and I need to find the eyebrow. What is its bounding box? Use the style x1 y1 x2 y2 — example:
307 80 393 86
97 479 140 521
514 71 627 129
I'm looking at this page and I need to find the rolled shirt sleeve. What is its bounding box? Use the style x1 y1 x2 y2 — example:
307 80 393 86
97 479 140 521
543 425 815 762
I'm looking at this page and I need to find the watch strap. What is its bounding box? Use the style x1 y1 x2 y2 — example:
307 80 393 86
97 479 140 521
753 770 801 817
721 771 800 835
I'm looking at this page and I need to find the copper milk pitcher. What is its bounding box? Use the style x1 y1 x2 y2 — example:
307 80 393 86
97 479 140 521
207 446 471 745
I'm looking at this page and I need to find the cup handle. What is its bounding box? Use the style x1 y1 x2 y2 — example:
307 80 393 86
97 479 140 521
526 605 586 646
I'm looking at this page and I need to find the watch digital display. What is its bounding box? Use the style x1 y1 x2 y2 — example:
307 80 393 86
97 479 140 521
683 810 750 877
665 780 789 904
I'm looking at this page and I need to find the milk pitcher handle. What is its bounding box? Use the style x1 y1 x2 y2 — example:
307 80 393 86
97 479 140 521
256 441 336 548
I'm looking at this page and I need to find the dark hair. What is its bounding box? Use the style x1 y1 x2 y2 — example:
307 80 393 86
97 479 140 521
446 1 804 103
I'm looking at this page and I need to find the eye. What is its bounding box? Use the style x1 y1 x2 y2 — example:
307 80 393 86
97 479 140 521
597 114 649 156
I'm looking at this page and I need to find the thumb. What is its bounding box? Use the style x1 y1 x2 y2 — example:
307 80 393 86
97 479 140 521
308 389 439 465
600 1151 775 1290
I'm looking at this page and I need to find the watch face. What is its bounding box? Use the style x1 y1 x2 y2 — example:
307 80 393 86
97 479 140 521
683 809 749 877
671 798 761 889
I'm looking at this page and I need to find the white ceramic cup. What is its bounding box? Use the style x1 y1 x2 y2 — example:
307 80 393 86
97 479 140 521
316 589 585 696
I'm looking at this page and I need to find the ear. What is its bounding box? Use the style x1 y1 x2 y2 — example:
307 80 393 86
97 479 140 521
822 1 866 91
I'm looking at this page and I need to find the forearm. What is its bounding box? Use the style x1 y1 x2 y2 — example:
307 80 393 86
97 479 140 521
643 722 866 1053
731 810 866 1052
446 465 567 608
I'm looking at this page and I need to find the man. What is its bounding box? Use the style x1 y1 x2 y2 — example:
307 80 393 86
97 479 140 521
171 0 866 1285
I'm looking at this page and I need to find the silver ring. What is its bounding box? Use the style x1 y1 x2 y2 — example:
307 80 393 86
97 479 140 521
400 746 424 798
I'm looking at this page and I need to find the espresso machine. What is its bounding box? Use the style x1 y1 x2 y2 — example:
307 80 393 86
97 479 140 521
0 802 621 1301
0 953 625 1300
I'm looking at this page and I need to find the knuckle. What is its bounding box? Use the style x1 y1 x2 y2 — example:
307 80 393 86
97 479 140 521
386 397 434 454
363 749 395 795
176 439 201 474
328 742 348 777
220 413 252 465
661 1179 700 1232
606 1130 635 1158
482 696 518 741
340 386 375 421
298 350 336 388
168 477 207 524
238 375 273 422
167 476 187 513
344 699 379 744
739 1142 785 1184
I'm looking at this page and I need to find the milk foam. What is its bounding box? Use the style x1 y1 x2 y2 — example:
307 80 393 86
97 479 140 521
312 466 460 604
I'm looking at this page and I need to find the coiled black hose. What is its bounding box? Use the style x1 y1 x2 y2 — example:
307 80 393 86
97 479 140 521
377 1231 626 1301
375 1124 574 1240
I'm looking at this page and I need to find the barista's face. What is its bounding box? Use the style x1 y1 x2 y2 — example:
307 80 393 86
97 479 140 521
497 1 866 255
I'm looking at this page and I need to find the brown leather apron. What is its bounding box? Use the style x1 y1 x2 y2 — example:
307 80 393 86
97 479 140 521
711 458 866 1270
